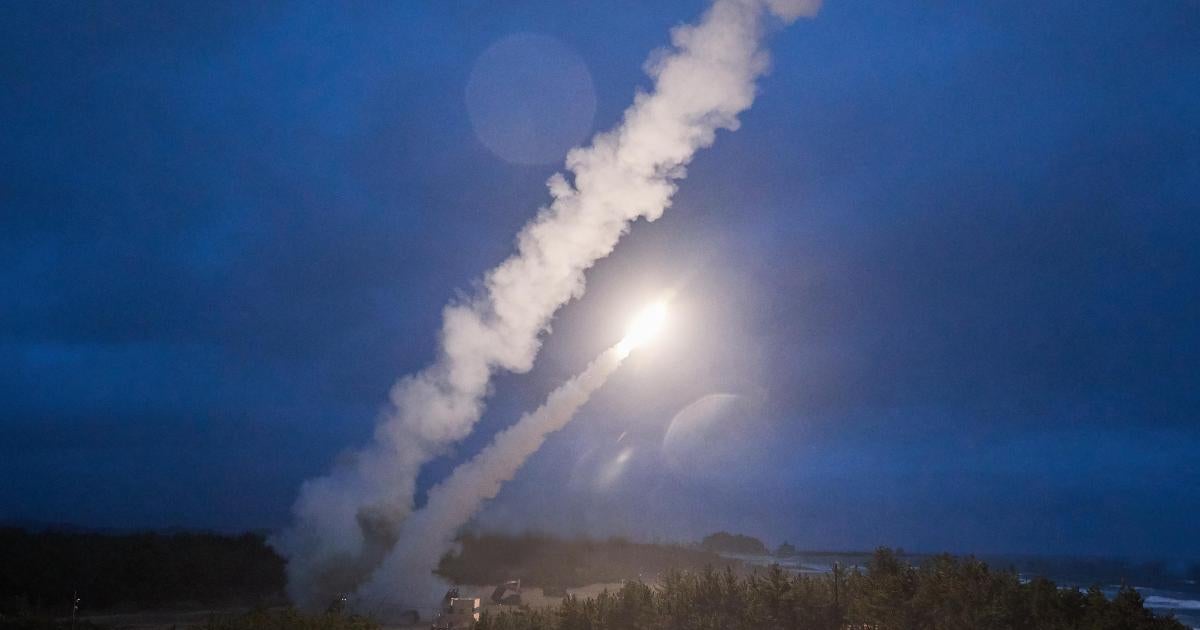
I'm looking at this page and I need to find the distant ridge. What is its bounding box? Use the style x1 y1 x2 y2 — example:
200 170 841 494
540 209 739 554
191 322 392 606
0 518 118 534
0 519 274 537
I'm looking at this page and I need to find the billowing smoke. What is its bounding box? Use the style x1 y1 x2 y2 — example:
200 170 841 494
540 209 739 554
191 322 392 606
357 344 628 609
273 0 820 610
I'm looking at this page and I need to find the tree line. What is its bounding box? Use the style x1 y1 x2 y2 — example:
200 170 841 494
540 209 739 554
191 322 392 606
698 532 770 556
1 527 1190 630
0 528 284 616
476 548 1188 630
439 533 737 588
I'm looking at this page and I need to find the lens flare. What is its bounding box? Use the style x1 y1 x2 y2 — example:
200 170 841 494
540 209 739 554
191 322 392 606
617 301 668 355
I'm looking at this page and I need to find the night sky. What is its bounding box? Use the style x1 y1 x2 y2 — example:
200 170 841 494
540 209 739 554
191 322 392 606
3 1 1198 559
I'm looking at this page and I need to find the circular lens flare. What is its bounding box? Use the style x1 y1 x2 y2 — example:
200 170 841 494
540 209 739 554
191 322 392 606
617 301 668 355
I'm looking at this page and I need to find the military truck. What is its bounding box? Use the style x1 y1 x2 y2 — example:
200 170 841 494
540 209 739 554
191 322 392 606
431 596 480 630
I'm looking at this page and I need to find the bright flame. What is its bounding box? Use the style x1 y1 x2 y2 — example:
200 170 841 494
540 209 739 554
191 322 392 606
617 301 668 355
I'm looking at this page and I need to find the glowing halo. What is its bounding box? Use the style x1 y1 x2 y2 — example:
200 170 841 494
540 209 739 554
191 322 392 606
617 301 668 355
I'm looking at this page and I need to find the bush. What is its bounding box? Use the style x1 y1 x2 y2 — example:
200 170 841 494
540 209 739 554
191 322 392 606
466 549 1188 630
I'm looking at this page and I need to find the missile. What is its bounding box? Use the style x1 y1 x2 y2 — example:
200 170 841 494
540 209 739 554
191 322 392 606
617 301 668 356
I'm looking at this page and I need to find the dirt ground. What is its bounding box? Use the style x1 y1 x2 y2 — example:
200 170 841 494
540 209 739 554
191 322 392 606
73 583 629 629
452 581 624 610
76 607 253 629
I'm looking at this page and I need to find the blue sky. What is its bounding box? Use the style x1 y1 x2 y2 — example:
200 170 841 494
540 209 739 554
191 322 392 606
2 0 1197 558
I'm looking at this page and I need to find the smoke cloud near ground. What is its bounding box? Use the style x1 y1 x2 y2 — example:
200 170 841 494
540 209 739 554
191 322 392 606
357 345 628 609
272 0 820 610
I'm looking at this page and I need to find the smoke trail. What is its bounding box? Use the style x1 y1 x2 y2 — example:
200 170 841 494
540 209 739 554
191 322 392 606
356 344 628 609
273 0 821 609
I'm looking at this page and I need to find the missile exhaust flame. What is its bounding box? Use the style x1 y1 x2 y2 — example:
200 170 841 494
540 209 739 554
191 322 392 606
356 342 630 608
357 302 667 608
275 0 821 611
618 301 668 356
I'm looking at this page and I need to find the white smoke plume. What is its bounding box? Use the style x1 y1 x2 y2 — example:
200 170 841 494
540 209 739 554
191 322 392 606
273 0 820 609
356 344 628 608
